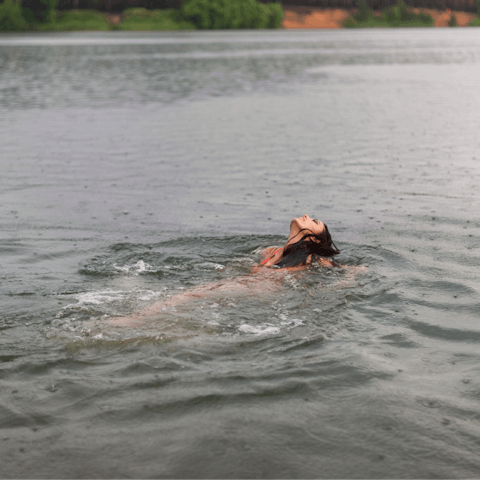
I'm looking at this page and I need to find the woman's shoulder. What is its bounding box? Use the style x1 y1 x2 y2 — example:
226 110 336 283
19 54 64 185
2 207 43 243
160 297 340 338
261 246 281 257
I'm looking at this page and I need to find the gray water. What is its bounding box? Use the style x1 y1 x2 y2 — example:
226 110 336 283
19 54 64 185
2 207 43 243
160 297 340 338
1 28 480 478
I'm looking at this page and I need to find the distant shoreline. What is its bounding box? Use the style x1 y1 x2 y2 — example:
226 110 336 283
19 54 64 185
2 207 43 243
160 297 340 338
282 7 477 28
1 5 478 32
68 7 480 30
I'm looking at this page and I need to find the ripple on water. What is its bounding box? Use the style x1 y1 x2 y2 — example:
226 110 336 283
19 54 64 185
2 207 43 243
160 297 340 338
44 249 364 348
4 29 480 478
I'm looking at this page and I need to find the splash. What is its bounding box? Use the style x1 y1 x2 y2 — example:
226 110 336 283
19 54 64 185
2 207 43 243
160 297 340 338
238 324 281 335
114 260 157 274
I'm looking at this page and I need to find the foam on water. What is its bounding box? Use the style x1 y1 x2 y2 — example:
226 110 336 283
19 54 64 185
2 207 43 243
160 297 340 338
195 262 225 270
114 260 157 274
65 289 126 307
110 260 225 275
238 316 305 336
238 324 281 336
59 288 167 318
280 318 305 328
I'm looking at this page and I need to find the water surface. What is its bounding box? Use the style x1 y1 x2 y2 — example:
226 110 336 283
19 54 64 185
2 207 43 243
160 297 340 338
1 28 480 478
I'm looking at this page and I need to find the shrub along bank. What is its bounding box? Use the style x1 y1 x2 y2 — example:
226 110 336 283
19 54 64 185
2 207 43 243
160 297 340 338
343 0 434 26
343 0 480 26
116 8 194 30
469 0 480 23
0 1 27 30
0 0 284 31
180 0 283 29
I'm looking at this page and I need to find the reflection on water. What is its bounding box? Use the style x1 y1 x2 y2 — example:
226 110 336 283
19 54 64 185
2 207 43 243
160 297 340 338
2 28 480 478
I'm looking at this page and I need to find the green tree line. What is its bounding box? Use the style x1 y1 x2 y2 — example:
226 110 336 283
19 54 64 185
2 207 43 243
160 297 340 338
343 0 480 26
2 0 480 31
0 0 283 31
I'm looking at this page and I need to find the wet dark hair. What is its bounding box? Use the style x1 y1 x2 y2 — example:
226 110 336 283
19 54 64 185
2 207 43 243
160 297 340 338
274 224 340 268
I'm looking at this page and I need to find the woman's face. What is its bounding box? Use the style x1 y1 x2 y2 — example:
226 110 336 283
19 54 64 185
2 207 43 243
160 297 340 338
287 215 325 245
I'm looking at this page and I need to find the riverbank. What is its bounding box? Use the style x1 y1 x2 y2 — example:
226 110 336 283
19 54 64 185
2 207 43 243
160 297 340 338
0 3 478 31
51 8 480 30
282 6 477 28
0 1 283 32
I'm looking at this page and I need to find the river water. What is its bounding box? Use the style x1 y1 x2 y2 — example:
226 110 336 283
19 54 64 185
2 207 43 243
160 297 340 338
1 28 480 478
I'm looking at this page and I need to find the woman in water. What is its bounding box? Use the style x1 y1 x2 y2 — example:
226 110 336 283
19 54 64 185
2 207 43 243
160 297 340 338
253 214 339 270
110 215 343 327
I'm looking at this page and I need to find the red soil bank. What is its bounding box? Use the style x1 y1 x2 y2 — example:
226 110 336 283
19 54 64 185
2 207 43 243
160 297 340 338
282 7 477 28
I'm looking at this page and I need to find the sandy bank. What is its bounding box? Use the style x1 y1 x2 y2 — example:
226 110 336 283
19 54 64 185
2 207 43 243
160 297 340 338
282 7 477 28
